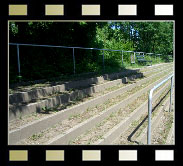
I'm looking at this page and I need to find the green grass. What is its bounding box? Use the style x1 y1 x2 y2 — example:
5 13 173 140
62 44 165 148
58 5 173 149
30 133 44 141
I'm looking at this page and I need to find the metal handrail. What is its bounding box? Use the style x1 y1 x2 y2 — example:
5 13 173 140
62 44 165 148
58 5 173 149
147 73 174 145
9 43 136 76
9 42 126 52
9 42 167 79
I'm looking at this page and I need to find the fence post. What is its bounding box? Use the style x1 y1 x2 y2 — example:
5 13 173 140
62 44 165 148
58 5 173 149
121 51 123 66
169 76 174 112
16 44 21 81
103 50 105 71
147 90 153 145
130 53 132 64
73 48 76 74
131 52 135 64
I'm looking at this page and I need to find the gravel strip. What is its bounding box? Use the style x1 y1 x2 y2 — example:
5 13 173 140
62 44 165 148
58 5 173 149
70 91 149 145
151 111 174 145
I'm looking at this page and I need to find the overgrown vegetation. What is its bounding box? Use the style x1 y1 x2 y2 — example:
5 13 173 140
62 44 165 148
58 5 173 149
9 21 173 83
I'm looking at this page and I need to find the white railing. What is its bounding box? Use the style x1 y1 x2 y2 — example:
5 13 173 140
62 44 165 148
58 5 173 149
147 74 174 145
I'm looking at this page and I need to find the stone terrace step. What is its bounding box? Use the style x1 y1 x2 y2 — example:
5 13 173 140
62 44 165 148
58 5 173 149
46 73 173 145
112 84 172 145
95 81 171 145
9 63 172 105
9 67 172 144
136 94 171 145
9 64 173 121
150 100 174 145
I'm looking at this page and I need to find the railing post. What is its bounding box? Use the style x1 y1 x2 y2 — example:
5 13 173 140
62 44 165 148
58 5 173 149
169 76 174 112
102 50 105 71
73 48 76 74
147 74 173 145
131 53 132 64
16 44 21 82
121 51 123 66
147 90 153 145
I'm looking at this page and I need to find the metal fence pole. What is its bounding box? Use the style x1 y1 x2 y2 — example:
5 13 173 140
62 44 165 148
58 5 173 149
73 48 76 74
130 53 132 64
16 44 21 80
121 51 123 66
147 90 153 145
103 50 105 71
169 76 174 112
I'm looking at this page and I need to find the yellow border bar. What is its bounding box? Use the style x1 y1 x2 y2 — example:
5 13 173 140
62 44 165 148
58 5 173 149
9 150 28 161
9 5 27 16
82 5 100 16
82 150 101 161
45 5 64 16
46 150 64 161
